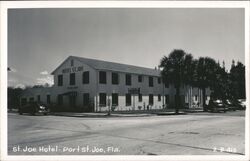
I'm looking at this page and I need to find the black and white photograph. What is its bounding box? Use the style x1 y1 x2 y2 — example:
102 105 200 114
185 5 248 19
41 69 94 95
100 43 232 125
1 1 249 161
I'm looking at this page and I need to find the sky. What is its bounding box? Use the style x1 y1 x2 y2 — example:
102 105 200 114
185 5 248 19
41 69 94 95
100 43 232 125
8 8 245 88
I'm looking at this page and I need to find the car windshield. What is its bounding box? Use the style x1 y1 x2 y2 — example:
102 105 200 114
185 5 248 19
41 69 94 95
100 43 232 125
214 100 222 103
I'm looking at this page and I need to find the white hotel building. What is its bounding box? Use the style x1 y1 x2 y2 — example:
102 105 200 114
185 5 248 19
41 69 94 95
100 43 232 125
20 56 211 112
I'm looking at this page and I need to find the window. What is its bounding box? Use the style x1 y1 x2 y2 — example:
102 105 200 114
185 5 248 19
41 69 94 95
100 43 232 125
138 75 142 82
165 82 169 88
175 95 181 104
21 98 27 106
149 94 154 105
195 95 198 101
138 93 142 102
57 95 63 105
70 73 75 85
58 75 63 86
82 71 89 84
112 73 119 85
112 93 118 106
126 94 131 106
71 59 74 66
29 97 34 102
99 71 107 84
99 93 106 106
47 95 51 104
149 76 154 87
158 94 161 101
165 95 169 104
126 74 131 85
37 95 40 102
83 93 90 106
158 77 161 84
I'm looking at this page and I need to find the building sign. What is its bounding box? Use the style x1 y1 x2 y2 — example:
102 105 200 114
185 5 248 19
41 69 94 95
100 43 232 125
67 86 78 90
62 66 83 73
128 88 140 94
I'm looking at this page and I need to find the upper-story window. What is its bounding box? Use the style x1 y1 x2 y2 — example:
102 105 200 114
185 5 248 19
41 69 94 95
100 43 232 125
158 77 161 84
138 75 143 83
58 75 63 86
99 71 107 84
71 59 74 66
82 71 89 84
149 76 154 87
126 74 131 86
112 73 119 85
70 73 75 85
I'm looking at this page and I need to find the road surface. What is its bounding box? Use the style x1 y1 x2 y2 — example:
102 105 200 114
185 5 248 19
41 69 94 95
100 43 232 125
8 111 245 155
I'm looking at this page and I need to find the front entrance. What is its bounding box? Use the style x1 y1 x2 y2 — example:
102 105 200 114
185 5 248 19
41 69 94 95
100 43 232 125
62 91 77 108
69 95 77 107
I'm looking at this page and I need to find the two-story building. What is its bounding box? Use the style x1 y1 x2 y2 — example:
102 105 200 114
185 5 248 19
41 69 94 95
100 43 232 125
20 56 211 112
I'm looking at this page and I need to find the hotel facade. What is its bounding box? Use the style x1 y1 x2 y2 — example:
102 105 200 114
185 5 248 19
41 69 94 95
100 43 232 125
20 56 211 112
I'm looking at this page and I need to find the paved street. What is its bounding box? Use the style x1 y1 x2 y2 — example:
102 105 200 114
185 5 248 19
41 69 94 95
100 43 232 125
8 111 245 155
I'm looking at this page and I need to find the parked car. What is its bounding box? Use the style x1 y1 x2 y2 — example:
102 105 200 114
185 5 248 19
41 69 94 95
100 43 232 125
18 102 50 115
223 99 237 111
228 99 245 110
206 99 228 113
238 99 246 110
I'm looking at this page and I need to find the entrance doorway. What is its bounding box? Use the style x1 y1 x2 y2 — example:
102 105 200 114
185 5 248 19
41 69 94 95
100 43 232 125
69 95 76 107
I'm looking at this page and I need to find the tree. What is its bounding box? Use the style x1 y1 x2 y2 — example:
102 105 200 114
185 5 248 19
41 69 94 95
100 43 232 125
194 57 218 110
8 87 24 109
213 61 229 100
230 61 245 99
160 49 195 114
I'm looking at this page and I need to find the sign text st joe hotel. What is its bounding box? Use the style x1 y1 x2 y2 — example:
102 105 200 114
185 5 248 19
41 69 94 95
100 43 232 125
62 66 83 73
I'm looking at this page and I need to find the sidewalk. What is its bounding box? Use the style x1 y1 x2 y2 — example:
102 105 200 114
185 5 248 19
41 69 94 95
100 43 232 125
8 108 203 117
50 109 189 118
51 112 156 117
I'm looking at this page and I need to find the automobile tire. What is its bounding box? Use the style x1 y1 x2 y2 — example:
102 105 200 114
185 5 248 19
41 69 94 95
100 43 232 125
19 112 22 115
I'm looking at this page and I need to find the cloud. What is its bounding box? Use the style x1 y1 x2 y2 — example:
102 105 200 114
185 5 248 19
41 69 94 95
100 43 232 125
40 71 49 75
15 84 25 89
8 79 17 83
36 76 54 86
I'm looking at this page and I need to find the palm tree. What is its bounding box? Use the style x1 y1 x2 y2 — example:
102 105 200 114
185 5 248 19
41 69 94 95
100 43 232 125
160 49 195 114
195 57 217 110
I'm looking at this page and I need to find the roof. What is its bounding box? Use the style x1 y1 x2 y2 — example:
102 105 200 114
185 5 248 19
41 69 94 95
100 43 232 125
52 56 161 76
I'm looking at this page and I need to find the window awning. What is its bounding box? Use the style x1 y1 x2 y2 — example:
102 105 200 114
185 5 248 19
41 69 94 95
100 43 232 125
61 91 77 96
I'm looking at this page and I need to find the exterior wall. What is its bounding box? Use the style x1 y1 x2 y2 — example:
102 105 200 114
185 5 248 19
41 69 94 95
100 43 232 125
95 70 167 111
51 58 97 111
20 87 54 105
184 86 211 108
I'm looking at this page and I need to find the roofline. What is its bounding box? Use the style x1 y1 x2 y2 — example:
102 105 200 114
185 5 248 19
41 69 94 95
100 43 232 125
94 68 161 77
51 56 72 75
51 55 161 76
72 55 159 72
